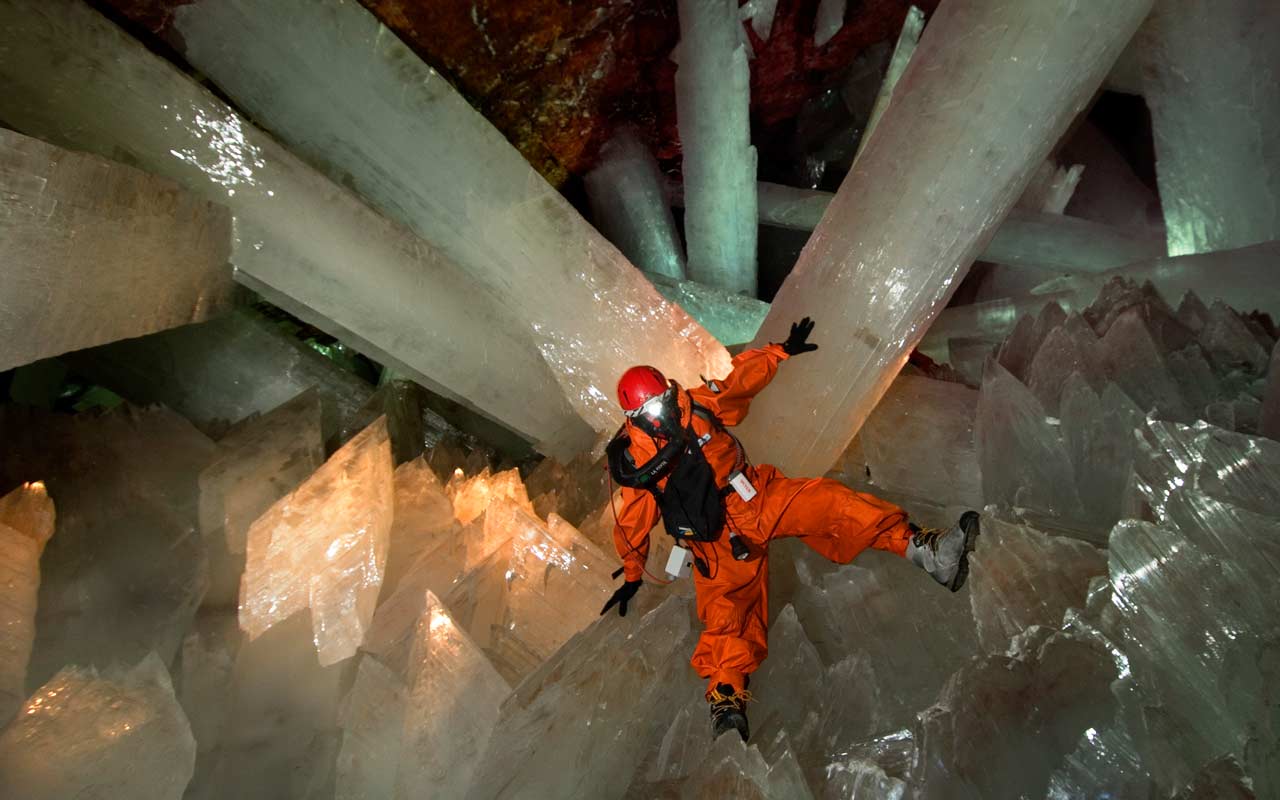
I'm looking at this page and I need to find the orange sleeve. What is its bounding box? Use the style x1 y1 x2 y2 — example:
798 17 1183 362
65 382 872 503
698 343 790 426
612 487 661 582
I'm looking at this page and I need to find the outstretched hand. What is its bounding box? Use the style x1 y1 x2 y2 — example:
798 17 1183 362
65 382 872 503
780 317 819 356
600 578 643 617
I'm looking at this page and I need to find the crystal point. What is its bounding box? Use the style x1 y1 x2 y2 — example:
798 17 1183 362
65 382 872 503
239 417 394 665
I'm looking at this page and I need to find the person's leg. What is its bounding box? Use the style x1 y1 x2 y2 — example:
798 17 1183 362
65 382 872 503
751 465 914 562
688 536 768 742
689 537 769 694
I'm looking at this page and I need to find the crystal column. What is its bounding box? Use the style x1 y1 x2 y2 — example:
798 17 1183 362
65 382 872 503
585 128 687 280
1142 0 1280 255
675 0 759 296
158 0 729 433
734 0 1156 477
0 129 233 372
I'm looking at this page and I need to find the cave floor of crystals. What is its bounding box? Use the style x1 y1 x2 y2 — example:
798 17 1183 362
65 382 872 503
2 1 1279 798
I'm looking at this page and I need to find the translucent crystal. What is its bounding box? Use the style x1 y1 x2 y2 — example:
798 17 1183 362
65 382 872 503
198 389 325 607
1060 120 1164 230
649 272 770 346
967 515 1107 652
813 0 845 47
1098 309 1192 421
1142 0 1280 255
675 0 758 295
737 0 1156 476
382 457 458 598
975 359 1080 517
61 308 374 443
0 482 55 723
239 417 394 666
854 5 925 162
523 453 610 529
0 0 597 456
790 552 980 733
203 610 346 799
911 625 1120 798
0 653 196 800
1045 724 1152 800
750 183 1164 275
443 499 613 683
335 655 406 800
1198 300 1271 375
1024 315 1107 415
395 591 510 799
0 128 233 372
585 128 686 280
1017 160 1085 215
470 595 697 799
177 611 239 767
447 467 533 527
838 374 983 510
0 405 213 688
1060 378 1145 530
1263 342 1280 440
739 0 777 39
163 0 729 433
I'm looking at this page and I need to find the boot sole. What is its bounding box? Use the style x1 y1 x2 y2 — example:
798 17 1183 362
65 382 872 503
947 512 981 593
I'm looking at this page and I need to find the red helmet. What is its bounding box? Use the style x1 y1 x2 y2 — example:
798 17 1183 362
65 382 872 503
617 365 668 412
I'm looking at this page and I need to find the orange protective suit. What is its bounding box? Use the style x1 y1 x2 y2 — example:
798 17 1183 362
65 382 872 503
611 344 915 695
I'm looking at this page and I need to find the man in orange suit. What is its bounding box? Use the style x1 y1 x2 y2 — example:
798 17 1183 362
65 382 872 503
601 318 980 742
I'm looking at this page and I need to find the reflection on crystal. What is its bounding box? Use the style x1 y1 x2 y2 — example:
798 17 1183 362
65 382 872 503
239 418 393 665
0 653 196 800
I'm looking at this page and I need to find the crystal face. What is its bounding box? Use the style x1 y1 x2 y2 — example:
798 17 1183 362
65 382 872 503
239 418 394 666
0 129 234 373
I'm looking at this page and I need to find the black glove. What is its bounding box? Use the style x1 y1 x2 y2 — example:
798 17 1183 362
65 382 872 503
780 317 818 356
600 578 643 617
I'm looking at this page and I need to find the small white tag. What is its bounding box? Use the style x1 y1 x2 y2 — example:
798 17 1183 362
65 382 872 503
665 545 693 579
728 471 757 502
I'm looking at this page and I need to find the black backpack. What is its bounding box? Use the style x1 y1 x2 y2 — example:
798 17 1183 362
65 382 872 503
606 404 732 543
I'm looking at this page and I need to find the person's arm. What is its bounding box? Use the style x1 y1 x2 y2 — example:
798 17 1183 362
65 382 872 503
702 318 819 426
602 487 660 617
612 487 660 582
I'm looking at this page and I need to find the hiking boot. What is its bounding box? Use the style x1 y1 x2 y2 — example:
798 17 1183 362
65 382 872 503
906 511 981 592
708 683 751 742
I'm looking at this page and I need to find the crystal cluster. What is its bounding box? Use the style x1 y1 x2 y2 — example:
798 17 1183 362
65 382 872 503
198 390 326 606
0 129 233 373
0 0 598 457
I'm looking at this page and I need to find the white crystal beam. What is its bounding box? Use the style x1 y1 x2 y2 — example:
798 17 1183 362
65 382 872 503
1141 0 1280 255
0 129 234 372
0 0 596 458
675 0 759 296
734 0 1156 477
161 0 729 434
585 128 687 280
